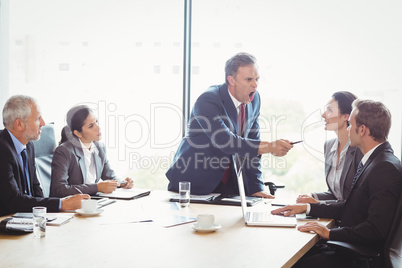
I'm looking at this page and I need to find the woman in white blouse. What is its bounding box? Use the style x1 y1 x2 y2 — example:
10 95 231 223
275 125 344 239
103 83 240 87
297 92 363 204
50 105 133 197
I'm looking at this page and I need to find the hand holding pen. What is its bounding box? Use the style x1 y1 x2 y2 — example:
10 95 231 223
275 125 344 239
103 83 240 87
269 140 302 156
258 140 302 156
118 177 134 189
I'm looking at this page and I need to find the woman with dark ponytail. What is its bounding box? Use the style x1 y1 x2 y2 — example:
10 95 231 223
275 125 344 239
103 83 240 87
50 105 133 197
297 91 363 204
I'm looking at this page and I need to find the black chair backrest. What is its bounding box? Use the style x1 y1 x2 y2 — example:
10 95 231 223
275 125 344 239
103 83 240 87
384 190 402 268
32 123 57 198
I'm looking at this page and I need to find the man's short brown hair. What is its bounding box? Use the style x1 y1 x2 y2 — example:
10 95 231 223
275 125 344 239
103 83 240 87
352 99 391 142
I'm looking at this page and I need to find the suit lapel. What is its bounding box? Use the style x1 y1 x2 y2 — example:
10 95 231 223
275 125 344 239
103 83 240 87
219 85 239 135
339 147 355 190
93 145 102 182
74 145 87 184
352 158 371 188
351 142 390 189
324 140 336 179
2 130 27 190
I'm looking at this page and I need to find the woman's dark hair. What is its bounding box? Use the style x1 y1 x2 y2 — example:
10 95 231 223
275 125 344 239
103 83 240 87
59 126 69 145
60 106 92 144
70 107 91 134
332 91 358 115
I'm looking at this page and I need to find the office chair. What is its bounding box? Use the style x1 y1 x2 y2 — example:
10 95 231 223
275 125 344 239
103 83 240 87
264 182 285 195
327 192 402 268
32 123 57 198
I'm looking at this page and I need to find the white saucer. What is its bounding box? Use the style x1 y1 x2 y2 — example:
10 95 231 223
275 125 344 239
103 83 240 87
75 208 104 216
192 223 221 233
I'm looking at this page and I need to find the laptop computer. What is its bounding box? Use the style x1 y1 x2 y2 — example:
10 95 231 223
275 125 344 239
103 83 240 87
233 155 297 227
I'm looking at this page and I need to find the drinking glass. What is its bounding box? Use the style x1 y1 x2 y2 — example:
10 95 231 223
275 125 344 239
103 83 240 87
33 206 46 238
179 181 191 207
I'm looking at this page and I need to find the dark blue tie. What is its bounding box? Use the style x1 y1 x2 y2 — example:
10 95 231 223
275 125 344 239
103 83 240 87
352 161 364 188
21 149 31 196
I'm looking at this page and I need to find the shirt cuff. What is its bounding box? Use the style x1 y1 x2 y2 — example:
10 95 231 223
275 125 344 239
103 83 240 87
306 203 311 215
59 199 62 211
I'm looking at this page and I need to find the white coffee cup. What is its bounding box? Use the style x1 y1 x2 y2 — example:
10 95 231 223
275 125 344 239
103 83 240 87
196 214 215 228
81 199 98 213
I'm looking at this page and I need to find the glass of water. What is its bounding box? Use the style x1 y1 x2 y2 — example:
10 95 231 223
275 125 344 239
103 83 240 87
33 206 46 238
179 181 191 208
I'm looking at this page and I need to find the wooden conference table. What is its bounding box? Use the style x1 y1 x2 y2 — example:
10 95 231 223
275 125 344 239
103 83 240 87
0 190 333 268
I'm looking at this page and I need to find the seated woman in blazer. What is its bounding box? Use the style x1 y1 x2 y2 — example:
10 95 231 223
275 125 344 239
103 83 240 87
50 105 133 197
297 91 363 204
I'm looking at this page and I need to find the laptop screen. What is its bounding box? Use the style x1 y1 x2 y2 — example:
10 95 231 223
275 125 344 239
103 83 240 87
232 155 249 220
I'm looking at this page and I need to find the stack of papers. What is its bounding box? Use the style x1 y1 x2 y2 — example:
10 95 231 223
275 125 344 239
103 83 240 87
13 213 75 226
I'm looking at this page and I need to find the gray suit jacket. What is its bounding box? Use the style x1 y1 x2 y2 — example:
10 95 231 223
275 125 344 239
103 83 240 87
314 138 363 202
50 139 117 197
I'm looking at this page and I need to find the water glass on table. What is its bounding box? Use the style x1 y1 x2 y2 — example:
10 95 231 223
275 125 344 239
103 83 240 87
179 181 191 208
33 207 46 238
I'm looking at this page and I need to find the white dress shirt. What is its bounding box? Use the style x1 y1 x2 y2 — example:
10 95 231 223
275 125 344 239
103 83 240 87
79 140 97 184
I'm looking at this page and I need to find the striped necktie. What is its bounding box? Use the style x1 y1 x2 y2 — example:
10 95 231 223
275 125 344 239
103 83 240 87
351 161 364 188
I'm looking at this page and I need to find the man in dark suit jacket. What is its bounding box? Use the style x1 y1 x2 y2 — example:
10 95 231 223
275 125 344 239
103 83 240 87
0 95 89 217
272 99 402 267
166 53 293 198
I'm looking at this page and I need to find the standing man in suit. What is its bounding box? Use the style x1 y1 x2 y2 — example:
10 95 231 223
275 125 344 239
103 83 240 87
166 52 293 198
0 95 89 217
272 99 402 267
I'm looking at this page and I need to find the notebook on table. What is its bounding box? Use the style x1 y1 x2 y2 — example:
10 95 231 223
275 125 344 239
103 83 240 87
12 213 75 226
97 188 151 200
233 156 297 227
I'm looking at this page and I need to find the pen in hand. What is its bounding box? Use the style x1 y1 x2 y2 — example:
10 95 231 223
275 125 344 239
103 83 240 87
290 140 303 145
75 188 85 195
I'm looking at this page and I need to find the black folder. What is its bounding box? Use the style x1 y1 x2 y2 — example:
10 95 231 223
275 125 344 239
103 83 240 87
170 194 262 207
97 188 151 200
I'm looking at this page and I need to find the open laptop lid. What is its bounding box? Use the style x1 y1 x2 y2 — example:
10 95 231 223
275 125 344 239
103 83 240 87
232 155 297 227
232 155 249 221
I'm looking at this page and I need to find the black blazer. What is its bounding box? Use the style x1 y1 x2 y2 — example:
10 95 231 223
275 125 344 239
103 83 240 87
310 142 402 249
0 129 59 216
